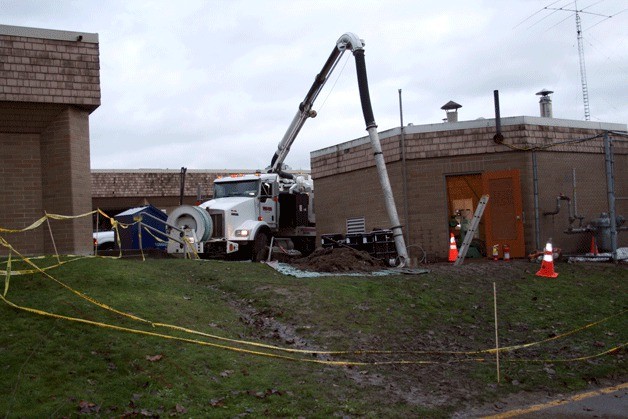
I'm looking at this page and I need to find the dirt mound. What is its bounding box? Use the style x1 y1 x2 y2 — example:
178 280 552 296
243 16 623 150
290 247 387 273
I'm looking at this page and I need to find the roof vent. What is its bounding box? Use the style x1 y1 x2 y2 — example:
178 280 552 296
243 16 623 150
536 89 554 118
441 100 462 123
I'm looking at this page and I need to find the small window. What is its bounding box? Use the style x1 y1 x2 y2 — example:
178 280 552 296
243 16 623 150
346 217 366 234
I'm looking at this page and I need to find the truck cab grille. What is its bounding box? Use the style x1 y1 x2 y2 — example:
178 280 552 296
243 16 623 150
210 213 224 238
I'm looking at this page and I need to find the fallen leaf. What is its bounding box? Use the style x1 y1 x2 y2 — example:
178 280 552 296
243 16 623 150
175 404 187 414
210 398 225 407
220 369 234 377
78 400 100 414
146 354 163 362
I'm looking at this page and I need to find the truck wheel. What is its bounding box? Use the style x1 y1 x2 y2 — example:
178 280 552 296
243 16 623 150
252 232 269 262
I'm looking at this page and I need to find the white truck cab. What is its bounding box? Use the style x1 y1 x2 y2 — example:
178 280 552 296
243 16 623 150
167 172 315 260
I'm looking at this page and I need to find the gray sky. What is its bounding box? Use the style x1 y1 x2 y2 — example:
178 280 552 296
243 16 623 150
3 0 627 170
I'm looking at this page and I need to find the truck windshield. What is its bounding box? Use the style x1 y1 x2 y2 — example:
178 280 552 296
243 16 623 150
214 179 259 198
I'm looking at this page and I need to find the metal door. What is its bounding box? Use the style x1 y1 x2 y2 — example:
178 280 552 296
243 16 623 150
482 169 525 258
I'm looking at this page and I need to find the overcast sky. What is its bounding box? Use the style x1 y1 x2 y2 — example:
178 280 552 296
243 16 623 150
3 0 627 170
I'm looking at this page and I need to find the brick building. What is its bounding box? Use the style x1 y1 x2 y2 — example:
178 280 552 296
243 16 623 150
91 169 311 229
311 116 627 262
92 169 259 218
0 24 100 255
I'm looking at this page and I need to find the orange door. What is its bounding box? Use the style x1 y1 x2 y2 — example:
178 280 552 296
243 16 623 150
482 170 525 258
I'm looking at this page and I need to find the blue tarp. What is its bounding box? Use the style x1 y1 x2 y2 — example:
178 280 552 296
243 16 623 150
114 205 168 250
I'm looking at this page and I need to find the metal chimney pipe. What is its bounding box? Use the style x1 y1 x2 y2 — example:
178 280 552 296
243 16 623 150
536 89 554 118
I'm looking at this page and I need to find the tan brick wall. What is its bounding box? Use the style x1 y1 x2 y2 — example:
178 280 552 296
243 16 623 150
0 26 99 256
41 107 93 254
0 133 44 255
312 123 627 261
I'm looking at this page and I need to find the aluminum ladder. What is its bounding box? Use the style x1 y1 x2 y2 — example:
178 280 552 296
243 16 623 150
454 194 489 266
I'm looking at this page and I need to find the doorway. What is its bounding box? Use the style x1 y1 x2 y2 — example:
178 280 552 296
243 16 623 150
446 169 525 258
446 174 486 257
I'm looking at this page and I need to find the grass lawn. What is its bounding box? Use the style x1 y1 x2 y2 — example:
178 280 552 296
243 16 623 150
0 256 626 417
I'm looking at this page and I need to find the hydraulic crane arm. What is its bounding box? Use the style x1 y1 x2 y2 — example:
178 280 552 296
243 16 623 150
268 32 410 267
268 32 364 174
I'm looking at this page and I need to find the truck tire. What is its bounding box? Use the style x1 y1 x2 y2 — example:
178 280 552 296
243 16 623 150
252 232 269 262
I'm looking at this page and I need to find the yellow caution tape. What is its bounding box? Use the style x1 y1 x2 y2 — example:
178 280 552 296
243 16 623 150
0 291 623 366
1 209 625 365
3 251 10 297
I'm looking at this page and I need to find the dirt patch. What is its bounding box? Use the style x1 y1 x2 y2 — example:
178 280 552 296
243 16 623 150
289 247 387 273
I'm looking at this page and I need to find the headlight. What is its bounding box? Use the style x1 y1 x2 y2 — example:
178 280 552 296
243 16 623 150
235 229 250 237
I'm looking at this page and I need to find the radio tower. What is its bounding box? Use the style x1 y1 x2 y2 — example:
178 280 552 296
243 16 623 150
541 1 615 121
574 5 590 120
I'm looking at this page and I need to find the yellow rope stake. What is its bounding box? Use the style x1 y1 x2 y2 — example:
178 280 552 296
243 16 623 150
44 211 61 265
493 282 500 384
3 251 10 297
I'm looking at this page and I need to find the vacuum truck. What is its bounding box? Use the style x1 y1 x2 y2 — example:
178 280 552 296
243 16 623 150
166 32 409 265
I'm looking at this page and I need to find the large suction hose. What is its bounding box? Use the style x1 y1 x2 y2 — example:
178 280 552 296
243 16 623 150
353 49 409 267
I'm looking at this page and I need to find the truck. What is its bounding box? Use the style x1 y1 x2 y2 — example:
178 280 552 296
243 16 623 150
166 32 409 265
167 171 315 260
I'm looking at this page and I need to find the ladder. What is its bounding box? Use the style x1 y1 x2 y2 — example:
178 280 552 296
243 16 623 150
454 194 489 266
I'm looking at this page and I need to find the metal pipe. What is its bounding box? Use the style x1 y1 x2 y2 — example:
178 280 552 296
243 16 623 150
543 195 570 216
493 90 504 144
398 88 410 249
571 168 585 226
532 151 540 250
353 49 408 266
604 133 618 262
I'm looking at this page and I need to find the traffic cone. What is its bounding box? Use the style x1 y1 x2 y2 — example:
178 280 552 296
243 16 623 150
589 236 599 255
536 240 558 278
448 233 458 262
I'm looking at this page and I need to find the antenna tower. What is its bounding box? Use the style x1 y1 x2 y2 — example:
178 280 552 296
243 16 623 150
574 5 590 120
540 1 614 121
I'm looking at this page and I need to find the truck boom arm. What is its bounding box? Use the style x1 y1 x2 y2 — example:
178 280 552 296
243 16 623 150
269 32 410 267
268 33 364 174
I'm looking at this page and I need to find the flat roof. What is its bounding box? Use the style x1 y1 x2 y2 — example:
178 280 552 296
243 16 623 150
311 116 627 158
0 24 98 43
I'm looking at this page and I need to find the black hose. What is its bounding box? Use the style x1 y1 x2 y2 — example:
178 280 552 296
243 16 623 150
353 49 377 130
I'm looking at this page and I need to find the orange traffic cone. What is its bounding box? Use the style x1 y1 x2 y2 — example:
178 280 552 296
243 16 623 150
448 233 458 262
536 240 558 278
589 236 599 255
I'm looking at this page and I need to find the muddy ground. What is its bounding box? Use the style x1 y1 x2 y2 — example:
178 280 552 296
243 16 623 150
236 248 627 415
289 247 387 273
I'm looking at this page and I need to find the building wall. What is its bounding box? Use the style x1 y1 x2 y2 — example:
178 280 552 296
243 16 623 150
0 132 44 255
91 169 311 219
311 118 627 261
0 25 100 256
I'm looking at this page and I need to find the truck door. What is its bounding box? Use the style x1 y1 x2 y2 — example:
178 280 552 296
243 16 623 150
259 180 277 228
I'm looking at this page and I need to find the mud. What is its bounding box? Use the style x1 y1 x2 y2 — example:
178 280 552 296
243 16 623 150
289 247 387 273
